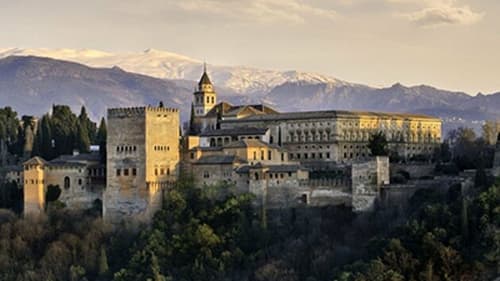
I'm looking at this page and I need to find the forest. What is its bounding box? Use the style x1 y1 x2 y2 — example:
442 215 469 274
0 173 497 281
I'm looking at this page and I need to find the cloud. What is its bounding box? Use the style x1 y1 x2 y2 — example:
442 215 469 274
172 0 337 24
388 0 483 27
406 5 483 26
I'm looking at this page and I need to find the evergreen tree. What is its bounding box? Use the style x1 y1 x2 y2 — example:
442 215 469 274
368 131 389 156
96 118 107 163
32 114 55 159
150 252 167 281
51 105 78 156
461 198 469 244
98 247 109 277
77 121 91 153
79 106 97 144
189 103 196 134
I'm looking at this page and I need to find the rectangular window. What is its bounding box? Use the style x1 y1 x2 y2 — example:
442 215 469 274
155 168 158 176
116 169 121 176
326 152 330 159
304 153 308 159
253 151 257 160
124 168 129 176
261 150 264 160
132 168 137 176
311 153 316 159
160 168 165 175
268 151 272 160
281 153 285 161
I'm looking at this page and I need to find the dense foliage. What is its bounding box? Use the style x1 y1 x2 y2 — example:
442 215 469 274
368 131 389 157
0 176 498 281
334 178 500 281
32 105 100 160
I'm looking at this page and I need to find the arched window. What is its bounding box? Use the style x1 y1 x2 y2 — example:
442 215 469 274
64 177 70 189
254 172 259 180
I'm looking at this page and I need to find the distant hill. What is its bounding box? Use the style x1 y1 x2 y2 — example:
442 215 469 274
0 53 498 134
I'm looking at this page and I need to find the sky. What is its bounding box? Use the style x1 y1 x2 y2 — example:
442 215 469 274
0 0 499 94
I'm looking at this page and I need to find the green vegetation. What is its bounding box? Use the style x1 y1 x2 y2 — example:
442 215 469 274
368 131 389 156
0 175 496 281
1 105 103 161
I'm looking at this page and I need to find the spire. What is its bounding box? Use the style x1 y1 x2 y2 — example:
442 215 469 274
198 62 212 87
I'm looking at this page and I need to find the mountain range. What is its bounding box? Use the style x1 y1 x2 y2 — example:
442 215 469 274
0 48 498 134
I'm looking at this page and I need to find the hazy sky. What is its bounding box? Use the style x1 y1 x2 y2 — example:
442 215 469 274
1 0 499 94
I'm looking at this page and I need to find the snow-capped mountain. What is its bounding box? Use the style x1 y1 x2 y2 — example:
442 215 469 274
0 48 498 134
0 48 346 95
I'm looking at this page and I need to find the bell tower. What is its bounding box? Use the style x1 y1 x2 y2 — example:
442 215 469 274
193 63 217 117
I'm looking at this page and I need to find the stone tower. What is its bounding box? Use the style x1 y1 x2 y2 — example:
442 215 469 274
193 64 217 118
104 106 180 223
23 157 47 216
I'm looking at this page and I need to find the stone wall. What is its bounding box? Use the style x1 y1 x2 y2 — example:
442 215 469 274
44 165 101 210
391 163 435 179
351 156 389 211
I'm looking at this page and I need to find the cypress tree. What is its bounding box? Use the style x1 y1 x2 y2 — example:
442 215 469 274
98 246 109 277
189 103 196 134
41 115 54 159
32 114 54 159
77 121 91 153
96 118 107 163
461 198 469 244
79 106 97 144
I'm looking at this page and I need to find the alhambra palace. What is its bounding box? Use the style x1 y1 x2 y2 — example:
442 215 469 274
5 68 500 223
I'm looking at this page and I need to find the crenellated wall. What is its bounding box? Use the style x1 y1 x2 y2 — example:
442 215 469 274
104 106 180 223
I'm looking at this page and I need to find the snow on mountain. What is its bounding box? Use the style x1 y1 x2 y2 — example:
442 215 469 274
0 48 346 95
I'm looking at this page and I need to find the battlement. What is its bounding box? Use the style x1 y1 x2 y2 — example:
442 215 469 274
108 106 179 118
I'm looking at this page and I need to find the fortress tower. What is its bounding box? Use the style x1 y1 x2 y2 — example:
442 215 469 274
104 106 180 223
23 157 47 216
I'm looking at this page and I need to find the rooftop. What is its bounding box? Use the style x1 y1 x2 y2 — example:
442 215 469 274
200 127 268 137
223 109 440 123
236 163 307 174
193 155 246 165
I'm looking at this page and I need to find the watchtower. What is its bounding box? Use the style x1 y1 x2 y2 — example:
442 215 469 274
104 106 180 223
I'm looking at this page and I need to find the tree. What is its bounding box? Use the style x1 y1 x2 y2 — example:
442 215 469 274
482 120 499 146
98 246 109 277
96 118 107 163
368 131 388 156
78 106 97 144
189 103 196 134
45 184 62 209
32 114 55 159
51 105 79 156
77 122 91 153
